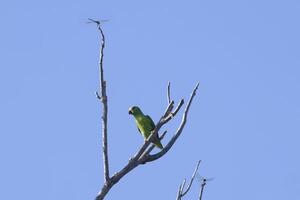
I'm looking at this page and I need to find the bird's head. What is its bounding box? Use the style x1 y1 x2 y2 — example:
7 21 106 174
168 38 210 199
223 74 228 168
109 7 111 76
128 106 142 116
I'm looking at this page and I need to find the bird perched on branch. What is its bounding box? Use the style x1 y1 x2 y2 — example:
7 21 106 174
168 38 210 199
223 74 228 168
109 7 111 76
128 106 163 149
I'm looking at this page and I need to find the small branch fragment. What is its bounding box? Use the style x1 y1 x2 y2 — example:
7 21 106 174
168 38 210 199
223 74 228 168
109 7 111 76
171 99 184 117
95 91 101 100
167 81 171 104
198 181 206 200
163 101 174 118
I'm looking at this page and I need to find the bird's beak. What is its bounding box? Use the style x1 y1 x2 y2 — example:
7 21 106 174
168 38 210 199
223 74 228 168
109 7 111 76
128 109 133 115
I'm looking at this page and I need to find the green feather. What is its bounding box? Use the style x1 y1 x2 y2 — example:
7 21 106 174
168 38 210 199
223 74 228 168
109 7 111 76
129 106 163 149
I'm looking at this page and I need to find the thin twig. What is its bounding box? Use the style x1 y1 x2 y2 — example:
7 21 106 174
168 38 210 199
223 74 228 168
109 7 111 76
95 91 101 99
176 179 186 200
198 181 206 200
176 160 201 200
167 81 171 104
180 179 186 193
171 99 184 118
163 99 184 123
163 101 175 118
176 183 183 200
90 18 110 183
181 160 201 196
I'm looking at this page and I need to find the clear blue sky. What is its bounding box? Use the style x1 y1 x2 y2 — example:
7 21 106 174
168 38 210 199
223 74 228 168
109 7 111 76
1 0 300 199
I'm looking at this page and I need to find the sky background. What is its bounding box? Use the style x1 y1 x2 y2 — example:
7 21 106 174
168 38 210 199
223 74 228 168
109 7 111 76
1 0 300 199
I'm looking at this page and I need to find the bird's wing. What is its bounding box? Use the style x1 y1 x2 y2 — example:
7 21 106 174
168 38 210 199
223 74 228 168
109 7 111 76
145 115 156 130
146 115 163 149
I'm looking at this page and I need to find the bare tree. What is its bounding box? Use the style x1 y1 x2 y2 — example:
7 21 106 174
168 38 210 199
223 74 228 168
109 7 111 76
176 161 213 200
89 19 199 200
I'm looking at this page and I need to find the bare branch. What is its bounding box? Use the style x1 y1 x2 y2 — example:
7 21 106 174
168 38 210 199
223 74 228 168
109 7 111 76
163 99 184 124
144 83 199 163
176 183 183 200
181 160 201 196
163 100 174 118
198 181 206 200
165 82 184 120
171 99 184 118
176 179 186 200
180 179 186 193
176 160 201 200
90 18 110 183
198 176 213 200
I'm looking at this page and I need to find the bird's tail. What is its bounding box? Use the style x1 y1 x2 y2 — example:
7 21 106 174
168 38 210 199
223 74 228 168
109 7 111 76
154 140 163 150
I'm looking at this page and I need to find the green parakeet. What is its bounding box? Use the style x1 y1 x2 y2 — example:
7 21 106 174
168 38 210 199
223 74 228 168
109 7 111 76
128 106 163 149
